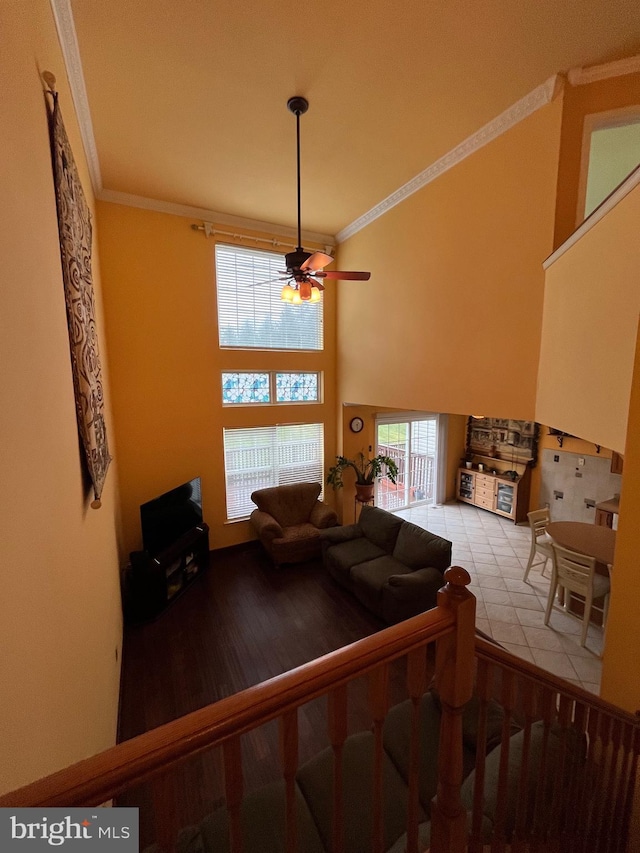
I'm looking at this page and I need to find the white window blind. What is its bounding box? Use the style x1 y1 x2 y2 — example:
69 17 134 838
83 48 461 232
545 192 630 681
223 423 324 520
215 243 322 350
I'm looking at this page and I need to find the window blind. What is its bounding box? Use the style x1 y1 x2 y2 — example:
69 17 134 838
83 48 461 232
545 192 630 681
215 243 322 350
223 423 324 520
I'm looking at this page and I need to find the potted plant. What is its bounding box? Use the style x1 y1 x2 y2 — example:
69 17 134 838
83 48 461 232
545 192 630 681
327 453 399 502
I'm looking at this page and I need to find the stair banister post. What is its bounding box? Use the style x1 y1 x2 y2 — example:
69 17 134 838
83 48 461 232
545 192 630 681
430 566 476 853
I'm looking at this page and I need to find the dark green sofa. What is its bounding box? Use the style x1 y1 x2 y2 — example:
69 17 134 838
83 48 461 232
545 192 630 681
319 506 453 623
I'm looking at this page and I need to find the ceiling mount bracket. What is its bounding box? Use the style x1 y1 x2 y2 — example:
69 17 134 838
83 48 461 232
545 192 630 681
287 96 309 116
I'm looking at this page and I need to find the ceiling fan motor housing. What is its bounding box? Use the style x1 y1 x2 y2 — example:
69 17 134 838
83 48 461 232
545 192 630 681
285 249 312 272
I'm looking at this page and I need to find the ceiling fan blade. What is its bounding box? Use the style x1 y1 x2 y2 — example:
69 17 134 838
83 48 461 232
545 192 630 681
250 276 290 287
300 251 334 272
315 270 371 281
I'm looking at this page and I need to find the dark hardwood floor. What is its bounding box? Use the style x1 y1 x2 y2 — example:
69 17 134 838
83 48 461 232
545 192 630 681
118 544 428 850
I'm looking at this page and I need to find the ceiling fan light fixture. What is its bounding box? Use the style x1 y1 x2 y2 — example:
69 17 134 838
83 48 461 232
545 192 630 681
299 280 312 301
309 286 321 304
291 289 303 305
281 284 294 303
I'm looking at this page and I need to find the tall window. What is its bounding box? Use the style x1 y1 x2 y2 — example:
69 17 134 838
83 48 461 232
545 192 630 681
223 423 324 520
215 243 323 350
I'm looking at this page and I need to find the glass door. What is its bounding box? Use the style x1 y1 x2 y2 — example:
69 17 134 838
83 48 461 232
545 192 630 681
376 416 439 511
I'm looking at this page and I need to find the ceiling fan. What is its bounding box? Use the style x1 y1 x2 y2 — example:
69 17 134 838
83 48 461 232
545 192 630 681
271 96 371 304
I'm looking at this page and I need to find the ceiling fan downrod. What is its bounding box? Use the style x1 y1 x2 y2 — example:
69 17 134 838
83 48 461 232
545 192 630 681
287 96 309 256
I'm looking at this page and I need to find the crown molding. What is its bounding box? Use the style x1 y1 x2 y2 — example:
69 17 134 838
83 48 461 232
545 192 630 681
568 55 640 86
49 0 102 193
336 75 563 244
97 189 335 247
543 164 640 270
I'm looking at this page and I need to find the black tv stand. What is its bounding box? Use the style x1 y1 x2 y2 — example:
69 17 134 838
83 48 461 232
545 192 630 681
125 523 210 624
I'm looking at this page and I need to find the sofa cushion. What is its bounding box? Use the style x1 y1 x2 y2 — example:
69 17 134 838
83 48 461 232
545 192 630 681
175 779 325 853
274 523 322 544
358 505 404 552
296 731 424 853
460 719 586 839
351 555 412 593
325 538 387 577
393 522 452 571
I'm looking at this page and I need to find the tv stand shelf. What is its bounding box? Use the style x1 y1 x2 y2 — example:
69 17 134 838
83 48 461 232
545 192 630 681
126 523 210 624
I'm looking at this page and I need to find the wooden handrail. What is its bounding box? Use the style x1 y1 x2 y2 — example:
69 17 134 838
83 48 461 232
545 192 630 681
0 600 455 809
475 637 640 727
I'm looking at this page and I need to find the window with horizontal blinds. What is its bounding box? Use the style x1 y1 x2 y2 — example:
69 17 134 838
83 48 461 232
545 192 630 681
223 423 324 520
215 243 323 350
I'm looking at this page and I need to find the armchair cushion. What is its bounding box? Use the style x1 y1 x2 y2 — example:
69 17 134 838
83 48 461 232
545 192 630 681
251 482 323 527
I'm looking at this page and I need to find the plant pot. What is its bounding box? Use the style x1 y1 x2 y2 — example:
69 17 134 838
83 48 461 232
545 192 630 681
465 461 473 469
355 483 375 502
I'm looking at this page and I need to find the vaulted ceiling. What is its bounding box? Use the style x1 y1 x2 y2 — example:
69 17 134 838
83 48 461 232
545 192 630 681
69 0 640 237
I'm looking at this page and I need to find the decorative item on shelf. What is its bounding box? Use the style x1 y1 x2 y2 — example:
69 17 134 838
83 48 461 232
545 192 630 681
503 442 519 481
327 452 399 497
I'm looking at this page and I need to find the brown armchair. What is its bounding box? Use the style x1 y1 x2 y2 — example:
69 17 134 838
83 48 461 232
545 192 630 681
250 482 338 566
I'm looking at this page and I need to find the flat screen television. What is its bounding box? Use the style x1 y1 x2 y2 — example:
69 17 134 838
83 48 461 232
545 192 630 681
140 477 203 556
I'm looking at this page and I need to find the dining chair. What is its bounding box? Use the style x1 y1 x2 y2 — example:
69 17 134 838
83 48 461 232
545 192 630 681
545 544 611 649
523 508 553 583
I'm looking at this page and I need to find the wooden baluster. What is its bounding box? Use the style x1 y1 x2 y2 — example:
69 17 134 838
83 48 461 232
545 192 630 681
511 677 535 853
279 709 298 853
327 685 348 853
430 566 475 853
491 667 515 853
529 687 554 853
467 658 491 853
609 722 635 853
369 663 390 853
223 737 244 853
560 699 587 848
565 702 591 850
405 647 428 853
577 709 602 853
601 719 623 853
620 726 640 853
547 693 572 853
588 714 612 851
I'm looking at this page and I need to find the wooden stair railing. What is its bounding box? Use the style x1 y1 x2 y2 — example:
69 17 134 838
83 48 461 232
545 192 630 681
1 564 638 853
0 568 474 853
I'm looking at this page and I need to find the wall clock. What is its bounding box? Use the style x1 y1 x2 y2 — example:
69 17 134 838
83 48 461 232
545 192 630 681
349 417 364 433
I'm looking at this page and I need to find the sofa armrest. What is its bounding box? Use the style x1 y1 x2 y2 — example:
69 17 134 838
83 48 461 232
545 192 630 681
385 566 445 602
250 509 283 542
309 501 338 529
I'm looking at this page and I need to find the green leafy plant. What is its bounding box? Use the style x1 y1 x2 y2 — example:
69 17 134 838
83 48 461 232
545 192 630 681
327 453 399 489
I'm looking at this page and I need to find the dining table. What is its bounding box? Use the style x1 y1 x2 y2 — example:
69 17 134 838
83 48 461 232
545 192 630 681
546 521 616 567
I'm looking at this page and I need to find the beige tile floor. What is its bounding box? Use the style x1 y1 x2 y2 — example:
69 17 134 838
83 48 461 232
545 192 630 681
395 501 604 694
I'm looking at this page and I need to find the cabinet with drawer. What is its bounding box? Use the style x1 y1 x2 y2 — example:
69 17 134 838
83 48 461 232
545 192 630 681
456 467 530 523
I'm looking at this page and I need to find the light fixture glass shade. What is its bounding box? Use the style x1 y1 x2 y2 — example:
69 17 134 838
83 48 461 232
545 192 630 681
281 284 294 302
291 289 302 305
299 280 312 301
309 287 321 303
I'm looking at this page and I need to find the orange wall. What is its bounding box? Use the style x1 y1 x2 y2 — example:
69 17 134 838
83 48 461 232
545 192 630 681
536 181 640 453
554 72 640 249
335 96 563 422
0 1 122 794
96 203 337 553
600 316 640 714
